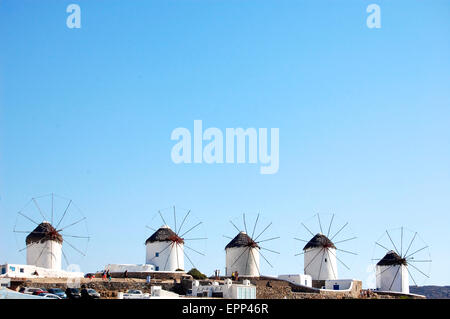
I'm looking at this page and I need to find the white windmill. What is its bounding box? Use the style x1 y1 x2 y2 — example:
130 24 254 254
145 206 206 272
373 227 431 294
224 213 279 277
295 214 357 281
13 194 90 274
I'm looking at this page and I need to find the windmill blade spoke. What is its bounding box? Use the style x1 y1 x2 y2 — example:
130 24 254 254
326 249 337 279
260 247 280 254
388 265 401 291
259 250 273 268
330 222 348 241
407 260 432 263
317 249 326 279
163 243 174 270
326 214 335 238
32 198 48 221
58 217 86 232
243 214 248 235
256 236 280 244
327 248 350 270
386 230 400 256
375 241 391 252
183 249 196 269
64 238 86 257
336 248 358 256
304 248 324 271
158 210 167 227
223 235 233 240
18 212 40 226
294 238 308 242
254 222 272 241
34 243 48 265
173 206 177 234
184 238 208 241
249 249 261 276
180 222 202 238
147 242 172 262
406 266 418 286
334 237 357 245
184 244 205 256
55 200 73 229
404 246 428 260
61 234 91 239
400 227 403 256
301 222 315 237
175 243 180 270
251 213 260 239
403 232 417 258
14 230 42 234
317 214 323 234
19 243 34 253
231 247 250 267
377 265 395 277
177 210 191 236
408 263 430 278
61 248 70 267
294 251 305 257
230 220 241 233
146 225 157 232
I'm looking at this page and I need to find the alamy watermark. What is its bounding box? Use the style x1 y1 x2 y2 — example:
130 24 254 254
171 120 279 174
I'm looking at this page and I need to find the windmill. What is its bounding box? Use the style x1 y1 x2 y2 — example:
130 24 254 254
372 227 431 294
145 206 206 272
13 194 90 270
224 213 280 278
294 213 357 281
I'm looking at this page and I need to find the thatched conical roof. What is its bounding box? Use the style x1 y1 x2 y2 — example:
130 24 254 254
145 225 183 244
26 222 63 245
303 233 336 250
225 231 259 249
377 250 407 266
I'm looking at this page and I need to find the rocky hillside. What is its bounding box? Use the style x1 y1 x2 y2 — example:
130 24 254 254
409 286 450 299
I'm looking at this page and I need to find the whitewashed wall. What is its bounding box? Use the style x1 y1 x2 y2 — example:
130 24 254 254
26 240 62 270
376 264 409 293
0 263 83 278
304 247 338 280
226 247 260 277
146 241 184 271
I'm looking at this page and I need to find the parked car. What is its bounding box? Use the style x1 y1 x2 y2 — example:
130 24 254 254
65 287 81 299
47 288 67 299
40 293 62 299
86 288 100 299
122 289 150 299
32 288 48 296
20 287 45 295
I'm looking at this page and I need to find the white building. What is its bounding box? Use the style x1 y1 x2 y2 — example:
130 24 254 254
26 222 63 270
278 274 312 287
145 225 185 272
191 279 256 299
376 250 409 294
303 233 338 280
225 232 260 277
105 264 155 273
0 263 83 279
0 222 84 279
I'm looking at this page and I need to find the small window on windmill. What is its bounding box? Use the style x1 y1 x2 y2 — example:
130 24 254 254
155 252 159 257
324 258 327 263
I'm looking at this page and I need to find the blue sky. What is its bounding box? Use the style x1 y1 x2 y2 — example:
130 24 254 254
0 0 449 286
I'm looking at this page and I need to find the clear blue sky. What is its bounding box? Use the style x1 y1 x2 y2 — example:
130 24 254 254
0 1 449 286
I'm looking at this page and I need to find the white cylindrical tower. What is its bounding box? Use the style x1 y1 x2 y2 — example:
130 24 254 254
303 233 338 280
145 225 184 271
26 222 63 270
376 251 409 293
225 231 260 277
